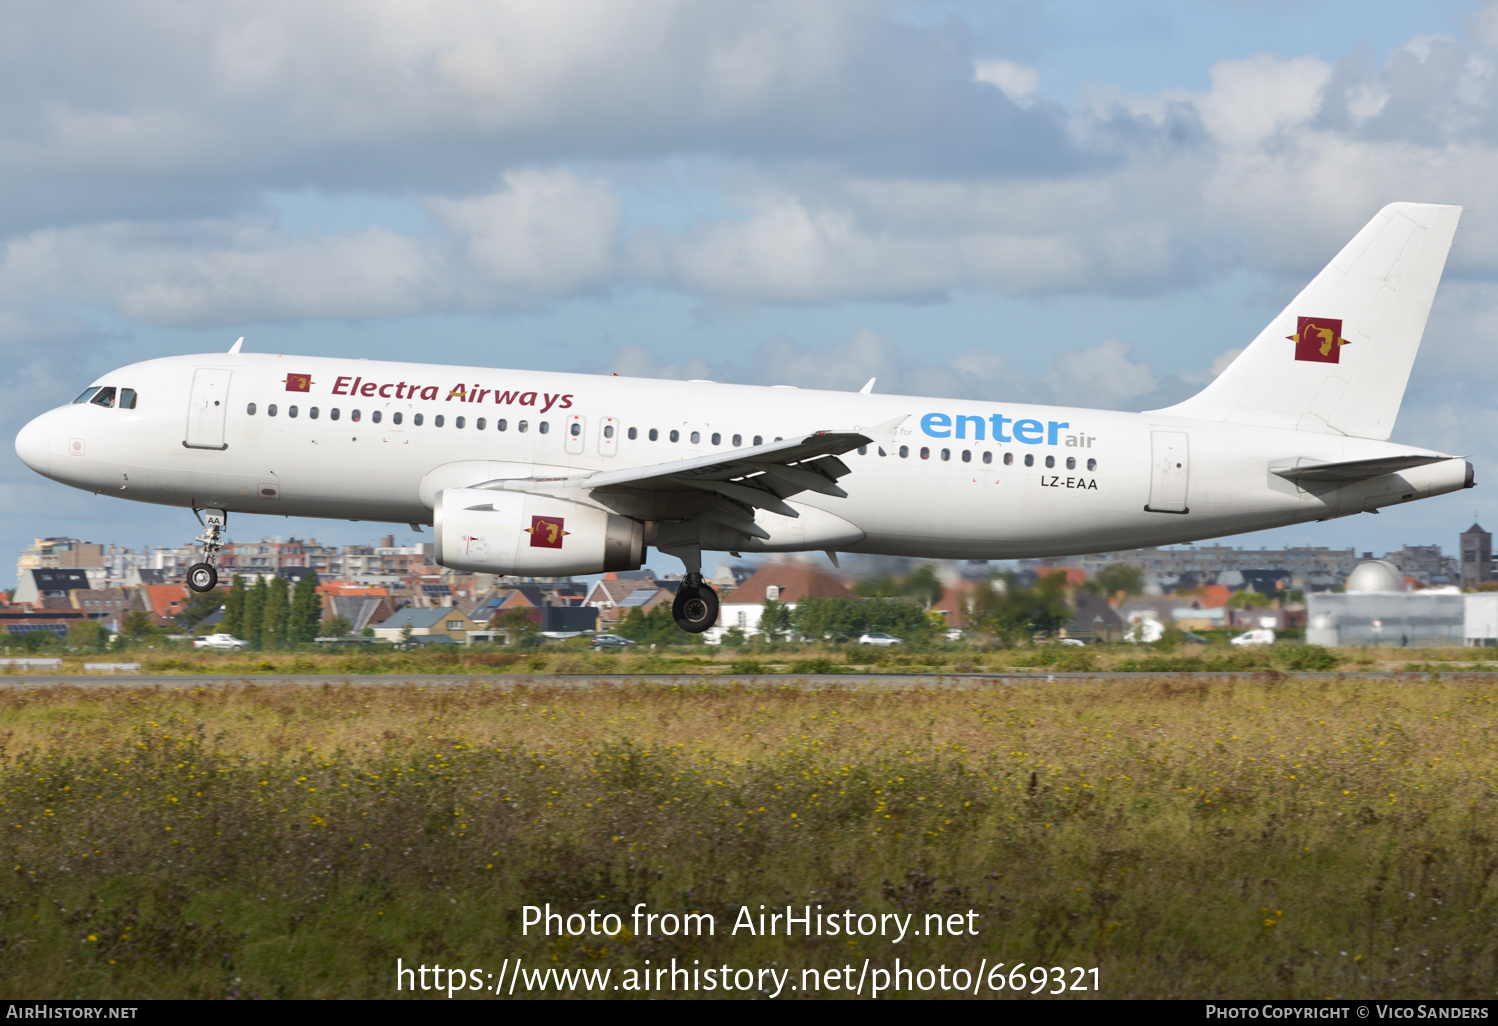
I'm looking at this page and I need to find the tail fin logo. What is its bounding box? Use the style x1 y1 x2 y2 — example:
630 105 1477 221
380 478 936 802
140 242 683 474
1287 317 1350 363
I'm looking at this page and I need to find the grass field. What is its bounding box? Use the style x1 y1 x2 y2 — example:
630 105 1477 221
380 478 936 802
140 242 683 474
10 637 1498 677
2 675 1496 999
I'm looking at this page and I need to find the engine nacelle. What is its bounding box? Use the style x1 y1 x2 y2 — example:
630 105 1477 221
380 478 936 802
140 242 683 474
433 488 643 575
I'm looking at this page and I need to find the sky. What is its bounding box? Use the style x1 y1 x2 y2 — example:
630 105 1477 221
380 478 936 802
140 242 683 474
5 0 1498 582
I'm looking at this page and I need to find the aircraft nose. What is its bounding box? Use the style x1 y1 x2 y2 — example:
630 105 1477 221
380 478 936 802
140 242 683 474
15 412 50 476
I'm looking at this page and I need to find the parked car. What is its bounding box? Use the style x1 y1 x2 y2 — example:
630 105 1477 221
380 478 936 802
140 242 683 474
590 634 637 650
1058 638 1087 647
1231 628 1276 646
857 632 903 646
194 633 249 651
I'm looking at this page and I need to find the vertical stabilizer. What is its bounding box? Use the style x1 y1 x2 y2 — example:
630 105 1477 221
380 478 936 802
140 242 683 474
1150 202 1460 440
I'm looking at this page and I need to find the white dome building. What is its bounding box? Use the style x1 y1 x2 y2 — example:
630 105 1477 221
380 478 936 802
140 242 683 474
1344 560 1403 593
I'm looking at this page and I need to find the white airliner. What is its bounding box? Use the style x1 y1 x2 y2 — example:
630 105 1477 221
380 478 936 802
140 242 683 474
14 203 1472 632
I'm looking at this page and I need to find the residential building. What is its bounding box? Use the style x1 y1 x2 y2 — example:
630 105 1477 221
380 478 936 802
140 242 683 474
373 607 486 643
14 568 92 606
704 562 854 642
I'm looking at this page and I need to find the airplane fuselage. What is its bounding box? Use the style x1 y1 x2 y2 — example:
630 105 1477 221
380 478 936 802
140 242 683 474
14 352 1471 561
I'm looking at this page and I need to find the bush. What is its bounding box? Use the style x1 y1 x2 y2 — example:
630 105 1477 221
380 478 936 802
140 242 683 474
729 660 766 674
789 658 837 674
1278 644 1341 671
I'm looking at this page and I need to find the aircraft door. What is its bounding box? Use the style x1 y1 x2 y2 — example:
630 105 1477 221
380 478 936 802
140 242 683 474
1145 430 1189 513
185 368 233 450
565 414 586 455
599 416 619 456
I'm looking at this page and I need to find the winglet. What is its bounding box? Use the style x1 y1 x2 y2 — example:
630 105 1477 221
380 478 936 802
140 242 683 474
859 378 876 394
228 337 244 354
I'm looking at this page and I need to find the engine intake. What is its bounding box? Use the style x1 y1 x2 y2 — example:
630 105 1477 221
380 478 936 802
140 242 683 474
433 488 643 575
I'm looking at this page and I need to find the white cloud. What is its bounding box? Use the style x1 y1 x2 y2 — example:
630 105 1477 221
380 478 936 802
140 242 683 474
973 60 1041 107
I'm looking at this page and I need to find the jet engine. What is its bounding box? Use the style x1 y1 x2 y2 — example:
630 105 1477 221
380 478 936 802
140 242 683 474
433 488 644 575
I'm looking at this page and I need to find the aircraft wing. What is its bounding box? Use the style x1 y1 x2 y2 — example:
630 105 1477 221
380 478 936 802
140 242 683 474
1271 454 1450 483
582 430 867 517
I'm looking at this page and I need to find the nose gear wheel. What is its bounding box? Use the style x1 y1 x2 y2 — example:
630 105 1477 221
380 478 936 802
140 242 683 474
187 508 228 593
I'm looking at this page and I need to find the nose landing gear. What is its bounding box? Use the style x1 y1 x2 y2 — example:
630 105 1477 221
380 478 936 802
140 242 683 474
186 508 227 593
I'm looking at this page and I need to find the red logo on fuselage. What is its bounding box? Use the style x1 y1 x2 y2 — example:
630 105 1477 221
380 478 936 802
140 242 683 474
1287 318 1350 364
284 373 313 392
526 516 567 549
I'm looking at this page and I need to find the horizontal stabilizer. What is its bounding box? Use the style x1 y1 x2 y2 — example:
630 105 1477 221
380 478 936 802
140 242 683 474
1271 454 1449 483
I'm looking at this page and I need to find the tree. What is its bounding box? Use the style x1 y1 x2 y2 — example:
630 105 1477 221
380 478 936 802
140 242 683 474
261 576 290 647
490 608 541 647
66 619 109 652
221 575 246 637
790 596 932 643
615 606 697 646
759 599 793 642
120 610 159 643
174 589 227 633
1097 563 1144 598
242 577 266 648
323 614 353 639
288 573 322 643
900 565 945 608
967 571 1072 643
1229 589 1269 609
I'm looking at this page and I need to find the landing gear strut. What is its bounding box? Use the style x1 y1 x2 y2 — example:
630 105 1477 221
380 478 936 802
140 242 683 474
187 508 227 593
672 573 719 633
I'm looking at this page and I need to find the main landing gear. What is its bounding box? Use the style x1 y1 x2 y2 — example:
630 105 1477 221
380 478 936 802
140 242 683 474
186 508 227 593
672 573 719 633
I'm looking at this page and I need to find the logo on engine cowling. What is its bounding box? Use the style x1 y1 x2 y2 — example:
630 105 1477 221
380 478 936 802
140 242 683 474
526 516 567 548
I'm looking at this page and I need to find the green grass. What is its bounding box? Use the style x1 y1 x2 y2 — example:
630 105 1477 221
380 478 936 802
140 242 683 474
2 677 1497 998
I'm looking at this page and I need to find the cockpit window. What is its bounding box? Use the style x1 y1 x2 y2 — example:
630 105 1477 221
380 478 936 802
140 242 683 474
89 387 117 408
119 388 137 410
72 387 101 404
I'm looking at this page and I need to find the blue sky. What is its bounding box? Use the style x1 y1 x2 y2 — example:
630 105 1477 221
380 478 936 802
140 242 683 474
5 1 1498 582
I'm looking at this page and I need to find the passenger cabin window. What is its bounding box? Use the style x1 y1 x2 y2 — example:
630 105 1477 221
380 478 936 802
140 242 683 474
690 431 700 444
518 421 528 433
753 435 763 446
288 405 298 418
628 427 638 440
330 408 341 421
1087 458 1097 471
393 412 404 425
710 432 720 445
1066 457 1075 470
1024 454 1034 467
539 422 549 434
982 451 992 465
246 403 256 415
309 407 319 419
732 434 742 446
496 419 506 431
268 404 278 417
352 410 362 423
669 430 679 442
372 411 382 424
414 413 423 426
1004 452 1013 465
434 414 443 427
476 417 484 430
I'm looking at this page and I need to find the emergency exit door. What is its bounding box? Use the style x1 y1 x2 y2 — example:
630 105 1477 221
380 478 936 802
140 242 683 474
184 368 232 450
1145 430 1189 513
